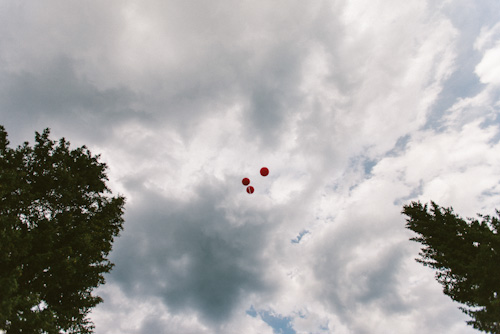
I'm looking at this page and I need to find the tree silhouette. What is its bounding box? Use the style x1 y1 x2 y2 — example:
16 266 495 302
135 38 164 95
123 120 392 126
402 201 500 333
0 126 125 333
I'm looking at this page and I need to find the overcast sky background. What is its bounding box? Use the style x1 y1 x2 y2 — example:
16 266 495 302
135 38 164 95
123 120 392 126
2 1 500 333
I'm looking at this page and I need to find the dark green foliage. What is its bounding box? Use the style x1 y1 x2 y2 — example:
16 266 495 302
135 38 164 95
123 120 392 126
402 201 500 333
0 126 125 333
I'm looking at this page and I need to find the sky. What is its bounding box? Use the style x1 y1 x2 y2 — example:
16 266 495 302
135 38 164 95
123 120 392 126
1 1 500 333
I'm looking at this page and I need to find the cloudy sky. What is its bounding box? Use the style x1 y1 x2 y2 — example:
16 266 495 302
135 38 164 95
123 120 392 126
2 0 500 333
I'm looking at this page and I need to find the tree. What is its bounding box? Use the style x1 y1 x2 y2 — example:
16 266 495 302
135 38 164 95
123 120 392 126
402 201 500 333
0 126 125 333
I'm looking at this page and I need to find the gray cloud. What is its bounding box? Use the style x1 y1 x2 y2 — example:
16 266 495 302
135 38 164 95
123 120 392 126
109 177 277 324
0 56 144 147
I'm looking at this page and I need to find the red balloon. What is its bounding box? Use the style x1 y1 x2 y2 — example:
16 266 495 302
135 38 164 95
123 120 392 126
242 178 250 186
246 186 254 194
260 167 269 176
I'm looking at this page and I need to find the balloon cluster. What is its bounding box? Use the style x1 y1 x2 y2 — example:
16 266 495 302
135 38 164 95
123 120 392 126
242 167 269 194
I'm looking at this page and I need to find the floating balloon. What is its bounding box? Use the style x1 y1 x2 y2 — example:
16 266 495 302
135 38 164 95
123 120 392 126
246 186 254 194
242 178 250 186
260 167 269 176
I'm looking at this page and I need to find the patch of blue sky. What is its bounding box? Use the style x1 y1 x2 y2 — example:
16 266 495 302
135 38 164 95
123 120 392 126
479 187 500 201
363 158 377 176
319 322 330 332
291 230 310 244
393 180 425 206
425 53 485 131
260 310 296 334
246 306 296 334
346 155 378 179
425 1 498 132
246 305 258 318
386 135 411 157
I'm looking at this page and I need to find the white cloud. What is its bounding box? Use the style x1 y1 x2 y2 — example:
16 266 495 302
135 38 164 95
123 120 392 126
474 22 500 51
474 14 500 87
475 43 500 85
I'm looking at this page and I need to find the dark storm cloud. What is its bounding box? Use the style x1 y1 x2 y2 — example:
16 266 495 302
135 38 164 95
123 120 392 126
0 56 143 146
109 177 276 324
237 36 312 147
0 0 343 150
132 1 343 148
